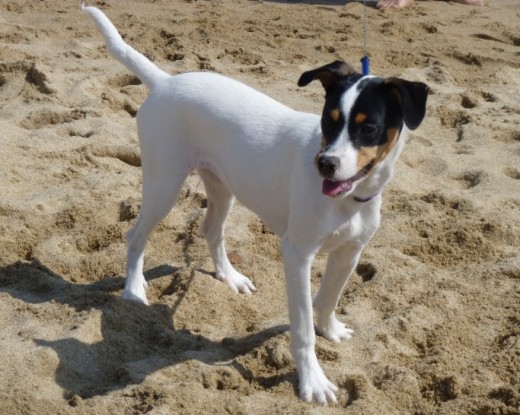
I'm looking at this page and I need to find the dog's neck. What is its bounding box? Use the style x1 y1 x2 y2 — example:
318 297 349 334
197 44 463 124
353 192 380 203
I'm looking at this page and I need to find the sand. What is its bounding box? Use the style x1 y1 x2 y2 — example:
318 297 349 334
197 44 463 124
0 0 519 413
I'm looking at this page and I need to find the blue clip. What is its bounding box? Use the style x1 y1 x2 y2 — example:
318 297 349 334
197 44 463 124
361 56 370 76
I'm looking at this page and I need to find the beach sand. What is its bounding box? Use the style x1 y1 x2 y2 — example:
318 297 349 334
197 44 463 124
0 0 518 413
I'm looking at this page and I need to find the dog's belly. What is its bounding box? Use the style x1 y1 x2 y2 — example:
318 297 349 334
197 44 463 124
198 163 290 236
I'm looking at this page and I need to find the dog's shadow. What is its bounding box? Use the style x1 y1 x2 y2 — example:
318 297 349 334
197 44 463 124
0 260 292 400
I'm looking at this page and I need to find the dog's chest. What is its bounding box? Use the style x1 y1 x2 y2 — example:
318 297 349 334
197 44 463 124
320 207 377 253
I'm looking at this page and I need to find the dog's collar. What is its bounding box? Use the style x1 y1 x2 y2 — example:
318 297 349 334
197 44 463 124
353 192 380 203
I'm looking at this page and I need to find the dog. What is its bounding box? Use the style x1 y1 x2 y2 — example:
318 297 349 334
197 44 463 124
83 4 428 404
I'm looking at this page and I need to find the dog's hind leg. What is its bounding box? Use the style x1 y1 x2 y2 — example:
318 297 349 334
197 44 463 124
124 165 188 305
313 243 359 342
199 169 256 294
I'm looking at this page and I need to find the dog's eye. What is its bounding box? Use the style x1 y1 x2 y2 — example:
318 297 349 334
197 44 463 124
360 124 378 136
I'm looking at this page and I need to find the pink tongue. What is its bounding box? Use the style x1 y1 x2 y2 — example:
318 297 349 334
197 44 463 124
322 179 353 196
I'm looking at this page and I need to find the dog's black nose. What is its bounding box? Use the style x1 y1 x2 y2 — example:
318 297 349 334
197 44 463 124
317 155 339 178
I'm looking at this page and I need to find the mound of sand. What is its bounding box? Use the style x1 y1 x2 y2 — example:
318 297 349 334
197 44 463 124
0 0 518 414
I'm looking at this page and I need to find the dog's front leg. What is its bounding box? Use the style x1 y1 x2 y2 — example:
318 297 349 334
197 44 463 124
281 235 338 404
314 243 361 343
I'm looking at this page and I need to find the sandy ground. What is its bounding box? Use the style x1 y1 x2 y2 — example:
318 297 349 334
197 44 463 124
0 0 519 414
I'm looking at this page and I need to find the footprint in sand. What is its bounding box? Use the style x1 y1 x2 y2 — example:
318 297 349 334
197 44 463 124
455 170 486 189
91 145 142 168
480 91 497 103
504 167 520 180
437 108 472 130
356 262 377 282
106 73 141 89
403 155 448 176
460 94 478 109
27 63 57 95
20 109 88 130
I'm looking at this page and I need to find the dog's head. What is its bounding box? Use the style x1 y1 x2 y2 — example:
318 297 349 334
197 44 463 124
298 60 429 198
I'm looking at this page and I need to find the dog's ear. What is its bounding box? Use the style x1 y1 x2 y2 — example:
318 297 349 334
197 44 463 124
385 78 429 130
298 60 357 94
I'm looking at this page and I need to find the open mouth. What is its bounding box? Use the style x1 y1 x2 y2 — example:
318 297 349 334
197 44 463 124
322 163 373 198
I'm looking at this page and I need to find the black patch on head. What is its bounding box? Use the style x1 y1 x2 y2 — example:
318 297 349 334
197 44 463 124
348 78 404 149
298 61 428 151
320 74 364 149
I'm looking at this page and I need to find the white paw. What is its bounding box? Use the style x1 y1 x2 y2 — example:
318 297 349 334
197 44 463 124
317 316 354 343
215 269 256 294
122 279 149 305
299 366 338 405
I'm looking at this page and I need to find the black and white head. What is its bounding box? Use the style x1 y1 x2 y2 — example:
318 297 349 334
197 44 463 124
298 60 429 198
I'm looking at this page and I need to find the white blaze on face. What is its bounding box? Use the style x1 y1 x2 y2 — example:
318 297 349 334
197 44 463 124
319 79 363 181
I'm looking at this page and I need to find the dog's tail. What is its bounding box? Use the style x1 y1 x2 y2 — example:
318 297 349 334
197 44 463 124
81 2 169 90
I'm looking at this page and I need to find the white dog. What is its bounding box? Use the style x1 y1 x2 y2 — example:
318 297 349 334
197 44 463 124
83 4 428 404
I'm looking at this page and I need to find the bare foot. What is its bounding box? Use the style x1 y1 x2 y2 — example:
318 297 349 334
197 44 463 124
377 0 415 9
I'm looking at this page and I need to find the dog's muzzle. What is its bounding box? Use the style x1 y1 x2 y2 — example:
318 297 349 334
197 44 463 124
317 155 374 198
316 154 339 179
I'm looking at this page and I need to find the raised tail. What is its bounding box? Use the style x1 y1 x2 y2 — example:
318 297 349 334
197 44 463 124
81 3 169 90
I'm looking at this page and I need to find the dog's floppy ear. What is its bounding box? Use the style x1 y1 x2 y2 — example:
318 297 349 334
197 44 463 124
385 78 429 130
298 60 357 94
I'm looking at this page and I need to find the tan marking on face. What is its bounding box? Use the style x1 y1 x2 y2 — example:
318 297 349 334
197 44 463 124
355 113 368 124
330 108 341 123
356 146 378 172
385 128 400 153
355 128 401 173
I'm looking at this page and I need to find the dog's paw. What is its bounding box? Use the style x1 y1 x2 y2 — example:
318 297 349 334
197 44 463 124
215 269 256 294
122 282 149 305
317 316 354 343
299 367 338 405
